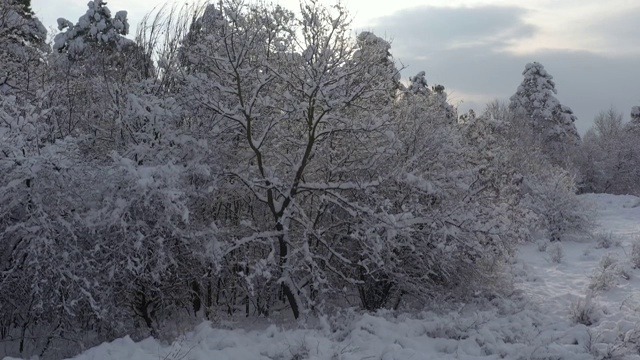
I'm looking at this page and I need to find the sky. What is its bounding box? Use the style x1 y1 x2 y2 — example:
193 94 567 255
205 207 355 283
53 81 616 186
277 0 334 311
31 0 640 134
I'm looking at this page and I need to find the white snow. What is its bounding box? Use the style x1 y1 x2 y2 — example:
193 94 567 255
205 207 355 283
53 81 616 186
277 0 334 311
8 193 640 360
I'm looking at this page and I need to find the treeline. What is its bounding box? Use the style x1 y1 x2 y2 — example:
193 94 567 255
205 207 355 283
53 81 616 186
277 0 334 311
0 0 607 358
575 107 640 195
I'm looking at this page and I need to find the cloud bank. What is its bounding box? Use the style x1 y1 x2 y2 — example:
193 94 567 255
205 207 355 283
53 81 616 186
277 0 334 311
367 5 640 134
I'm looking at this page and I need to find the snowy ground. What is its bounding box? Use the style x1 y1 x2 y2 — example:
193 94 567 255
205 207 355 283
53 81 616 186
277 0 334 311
6 194 640 360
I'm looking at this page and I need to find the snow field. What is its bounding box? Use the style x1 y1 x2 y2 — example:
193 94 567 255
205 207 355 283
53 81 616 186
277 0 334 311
515 193 640 359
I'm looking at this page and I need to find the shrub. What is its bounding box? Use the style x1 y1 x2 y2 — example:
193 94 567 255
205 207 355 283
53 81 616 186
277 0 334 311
589 254 622 291
536 239 550 252
569 294 599 326
630 236 640 269
593 231 621 249
547 242 564 263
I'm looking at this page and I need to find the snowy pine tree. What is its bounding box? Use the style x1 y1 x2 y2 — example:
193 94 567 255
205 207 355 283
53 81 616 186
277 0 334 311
0 0 48 96
53 0 130 59
403 71 456 124
509 62 581 169
628 105 640 134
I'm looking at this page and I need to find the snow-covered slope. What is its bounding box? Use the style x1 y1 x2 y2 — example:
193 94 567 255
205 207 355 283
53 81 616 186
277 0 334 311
6 194 640 360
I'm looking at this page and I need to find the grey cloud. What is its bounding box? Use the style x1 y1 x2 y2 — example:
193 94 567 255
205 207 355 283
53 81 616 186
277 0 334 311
417 47 639 135
584 6 640 52
370 5 537 54
369 6 640 134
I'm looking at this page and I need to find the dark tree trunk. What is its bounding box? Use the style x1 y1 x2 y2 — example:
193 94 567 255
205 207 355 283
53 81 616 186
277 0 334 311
190 280 201 314
276 223 299 319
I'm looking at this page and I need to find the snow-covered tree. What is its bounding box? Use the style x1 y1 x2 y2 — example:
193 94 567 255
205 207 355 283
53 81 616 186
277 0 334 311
342 92 532 310
53 0 130 60
577 106 640 195
509 62 581 169
48 0 153 153
0 86 101 357
97 0 537 319
579 108 627 192
628 105 640 134
402 71 456 125
0 0 48 97
175 0 402 319
476 100 594 242
354 31 402 101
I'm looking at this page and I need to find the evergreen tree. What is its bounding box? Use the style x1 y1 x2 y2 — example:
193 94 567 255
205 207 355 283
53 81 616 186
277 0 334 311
403 71 456 124
15 0 31 15
509 62 581 168
53 0 131 60
355 31 401 97
0 0 43 41
628 105 640 134
0 0 48 95
632 106 640 120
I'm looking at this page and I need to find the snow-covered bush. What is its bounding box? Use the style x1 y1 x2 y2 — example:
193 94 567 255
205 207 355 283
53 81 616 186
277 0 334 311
1 5 217 355
630 236 640 269
547 242 564 263
619 327 640 355
584 325 640 359
339 87 532 310
594 231 621 249
523 163 595 242
589 254 622 291
569 294 599 326
536 238 550 252
618 262 632 281
0 89 103 358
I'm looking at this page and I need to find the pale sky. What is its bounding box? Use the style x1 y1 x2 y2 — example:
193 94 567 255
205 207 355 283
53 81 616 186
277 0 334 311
32 0 640 134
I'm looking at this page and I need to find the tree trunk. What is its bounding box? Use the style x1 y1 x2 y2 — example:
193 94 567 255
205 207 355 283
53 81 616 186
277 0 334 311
276 223 299 319
282 283 299 319
190 280 201 315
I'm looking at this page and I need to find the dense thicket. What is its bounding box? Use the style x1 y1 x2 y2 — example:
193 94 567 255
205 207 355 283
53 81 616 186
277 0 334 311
0 1 594 358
